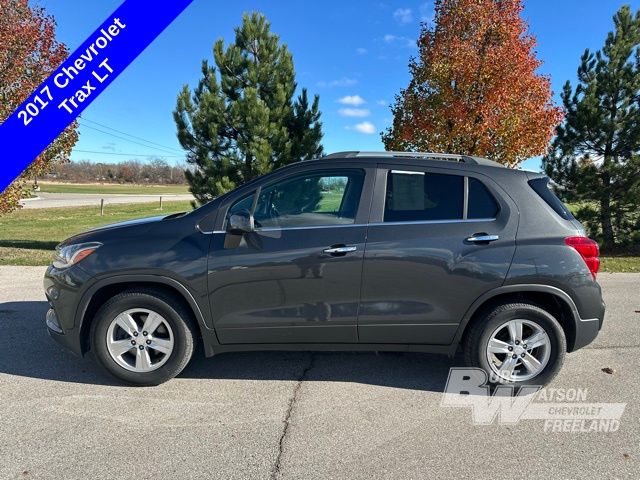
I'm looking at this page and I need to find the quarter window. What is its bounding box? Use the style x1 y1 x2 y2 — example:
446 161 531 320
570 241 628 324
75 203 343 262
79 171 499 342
468 177 499 219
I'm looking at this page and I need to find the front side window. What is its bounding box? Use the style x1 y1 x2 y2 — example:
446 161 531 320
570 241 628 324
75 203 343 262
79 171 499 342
228 170 365 229
384 171 464 222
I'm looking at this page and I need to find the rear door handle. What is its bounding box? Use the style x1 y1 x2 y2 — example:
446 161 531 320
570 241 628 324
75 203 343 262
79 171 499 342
466 234 499 243
323 245 357 255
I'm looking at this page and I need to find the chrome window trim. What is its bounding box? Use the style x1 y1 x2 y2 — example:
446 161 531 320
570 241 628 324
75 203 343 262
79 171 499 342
390 170 426 175
368 218 496 227
200 217 496 234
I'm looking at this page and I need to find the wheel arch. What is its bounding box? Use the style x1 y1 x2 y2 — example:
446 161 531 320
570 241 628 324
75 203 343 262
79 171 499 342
455 285 582 353
76 275 211 355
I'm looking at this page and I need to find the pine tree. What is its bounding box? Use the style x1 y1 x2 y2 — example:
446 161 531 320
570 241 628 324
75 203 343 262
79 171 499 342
383 0 562 167
173 13 323 204
544 5 640 250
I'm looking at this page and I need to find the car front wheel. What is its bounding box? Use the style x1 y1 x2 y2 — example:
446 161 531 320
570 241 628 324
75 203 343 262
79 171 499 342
90 289 196 386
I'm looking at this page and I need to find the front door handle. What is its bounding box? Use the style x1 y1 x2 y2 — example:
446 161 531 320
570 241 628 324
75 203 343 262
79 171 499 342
466 234 499 243
323 245 357 255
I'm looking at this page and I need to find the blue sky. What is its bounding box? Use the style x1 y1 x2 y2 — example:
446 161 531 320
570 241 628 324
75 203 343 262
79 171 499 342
37 0 640 171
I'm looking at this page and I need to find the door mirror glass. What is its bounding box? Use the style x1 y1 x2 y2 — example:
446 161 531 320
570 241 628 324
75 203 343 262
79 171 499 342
227 209 254 234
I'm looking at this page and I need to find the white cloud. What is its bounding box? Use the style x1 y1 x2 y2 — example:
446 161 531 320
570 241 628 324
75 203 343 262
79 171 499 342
349 121 376 134
356 47 368 55
338 95 366 106
339 108 371 117
393 8 413 24
376 99 388 106
317 77 358 88
383 34 416 48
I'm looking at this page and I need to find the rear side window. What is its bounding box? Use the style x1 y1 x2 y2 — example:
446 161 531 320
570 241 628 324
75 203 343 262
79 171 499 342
384 171 464 222
468 177 499 219
528 177 574 220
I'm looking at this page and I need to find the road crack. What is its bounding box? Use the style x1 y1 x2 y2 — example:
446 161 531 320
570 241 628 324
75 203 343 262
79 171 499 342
271 353 315 480
585 344 640 350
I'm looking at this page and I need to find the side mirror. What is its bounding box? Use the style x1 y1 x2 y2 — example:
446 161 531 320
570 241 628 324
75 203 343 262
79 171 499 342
227 209 254 235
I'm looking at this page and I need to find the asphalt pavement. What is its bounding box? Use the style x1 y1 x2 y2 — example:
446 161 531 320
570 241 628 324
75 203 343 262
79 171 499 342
19 192 194 209
0 267 638 479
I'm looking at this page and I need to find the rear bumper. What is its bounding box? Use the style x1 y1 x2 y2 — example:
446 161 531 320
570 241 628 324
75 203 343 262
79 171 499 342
572 299 605 351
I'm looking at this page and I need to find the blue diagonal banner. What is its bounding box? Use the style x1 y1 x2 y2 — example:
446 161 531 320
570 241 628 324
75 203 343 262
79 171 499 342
0 0 194 193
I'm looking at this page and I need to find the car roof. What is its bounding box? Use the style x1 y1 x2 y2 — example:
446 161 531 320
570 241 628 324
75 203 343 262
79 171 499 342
308 151 505 169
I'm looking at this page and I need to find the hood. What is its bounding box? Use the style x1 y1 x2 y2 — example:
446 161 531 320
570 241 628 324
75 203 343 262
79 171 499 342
59 212 186 247
84 214 173 233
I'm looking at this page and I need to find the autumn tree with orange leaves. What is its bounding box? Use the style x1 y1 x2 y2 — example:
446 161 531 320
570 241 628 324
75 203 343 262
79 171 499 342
0 0 78 214
383 0 562 167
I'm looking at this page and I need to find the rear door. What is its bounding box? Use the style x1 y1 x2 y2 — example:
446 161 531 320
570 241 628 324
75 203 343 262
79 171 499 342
358 165 518 344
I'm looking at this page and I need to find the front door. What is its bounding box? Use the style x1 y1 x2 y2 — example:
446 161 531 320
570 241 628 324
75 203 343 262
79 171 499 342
208 167 372 344
359 165 518 345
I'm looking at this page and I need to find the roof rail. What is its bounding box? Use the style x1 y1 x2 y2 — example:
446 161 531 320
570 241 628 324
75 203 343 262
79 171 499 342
322 151 504 167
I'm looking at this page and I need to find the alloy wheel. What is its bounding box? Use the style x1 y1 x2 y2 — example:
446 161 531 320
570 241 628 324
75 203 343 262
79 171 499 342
485 319 551 382
105 308 174 373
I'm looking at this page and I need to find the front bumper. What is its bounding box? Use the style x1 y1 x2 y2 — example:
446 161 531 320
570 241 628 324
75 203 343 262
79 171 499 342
43 264 90 356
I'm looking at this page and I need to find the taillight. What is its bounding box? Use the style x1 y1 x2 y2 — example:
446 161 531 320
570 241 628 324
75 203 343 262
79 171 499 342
565 236 600 279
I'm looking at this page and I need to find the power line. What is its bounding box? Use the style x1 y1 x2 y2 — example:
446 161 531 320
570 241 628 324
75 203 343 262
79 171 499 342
74 149 185 159
80 117 184 154
78 123 182 155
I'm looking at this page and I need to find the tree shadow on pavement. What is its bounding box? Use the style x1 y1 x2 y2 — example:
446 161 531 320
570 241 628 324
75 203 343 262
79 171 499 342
0 300 464 392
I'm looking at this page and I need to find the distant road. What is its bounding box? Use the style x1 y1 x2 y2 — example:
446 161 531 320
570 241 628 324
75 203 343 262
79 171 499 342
20 192 195 209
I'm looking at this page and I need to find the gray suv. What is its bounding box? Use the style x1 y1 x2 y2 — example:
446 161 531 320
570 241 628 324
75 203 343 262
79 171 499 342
44 151 605 386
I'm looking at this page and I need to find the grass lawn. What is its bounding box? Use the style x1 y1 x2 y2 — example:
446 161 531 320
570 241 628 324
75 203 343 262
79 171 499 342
319 191 344 212
36 182 190 195
1 199 639 271
0 201 193 266
600 256 640 273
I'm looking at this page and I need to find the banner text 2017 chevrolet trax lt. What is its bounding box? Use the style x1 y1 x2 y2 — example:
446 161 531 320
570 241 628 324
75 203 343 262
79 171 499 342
44 151 605 386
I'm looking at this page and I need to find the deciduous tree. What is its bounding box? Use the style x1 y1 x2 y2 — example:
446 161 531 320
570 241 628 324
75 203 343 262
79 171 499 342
544 6 640 250
383 0 562 167
0 0 78 214
173 13 323 204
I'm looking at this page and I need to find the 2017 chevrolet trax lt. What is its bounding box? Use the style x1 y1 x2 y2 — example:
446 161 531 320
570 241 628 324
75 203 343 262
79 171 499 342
44 151 605 386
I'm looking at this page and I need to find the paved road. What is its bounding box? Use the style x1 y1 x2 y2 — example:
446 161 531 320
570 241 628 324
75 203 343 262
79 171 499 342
0 268 638 479
19 192 194 209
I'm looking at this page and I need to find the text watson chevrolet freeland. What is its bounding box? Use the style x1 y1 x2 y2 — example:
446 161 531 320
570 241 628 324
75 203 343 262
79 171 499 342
44 151 605 386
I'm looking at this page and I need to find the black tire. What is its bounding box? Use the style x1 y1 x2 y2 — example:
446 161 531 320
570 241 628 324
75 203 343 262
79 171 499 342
463 302 566 387
90 289 196 386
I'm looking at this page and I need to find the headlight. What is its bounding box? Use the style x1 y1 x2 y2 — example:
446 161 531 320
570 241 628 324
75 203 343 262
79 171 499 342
53 242 102 269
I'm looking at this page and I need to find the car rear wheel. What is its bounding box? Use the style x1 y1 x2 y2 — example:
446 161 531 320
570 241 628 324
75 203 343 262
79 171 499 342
90 289 196 386
463 302 566 386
